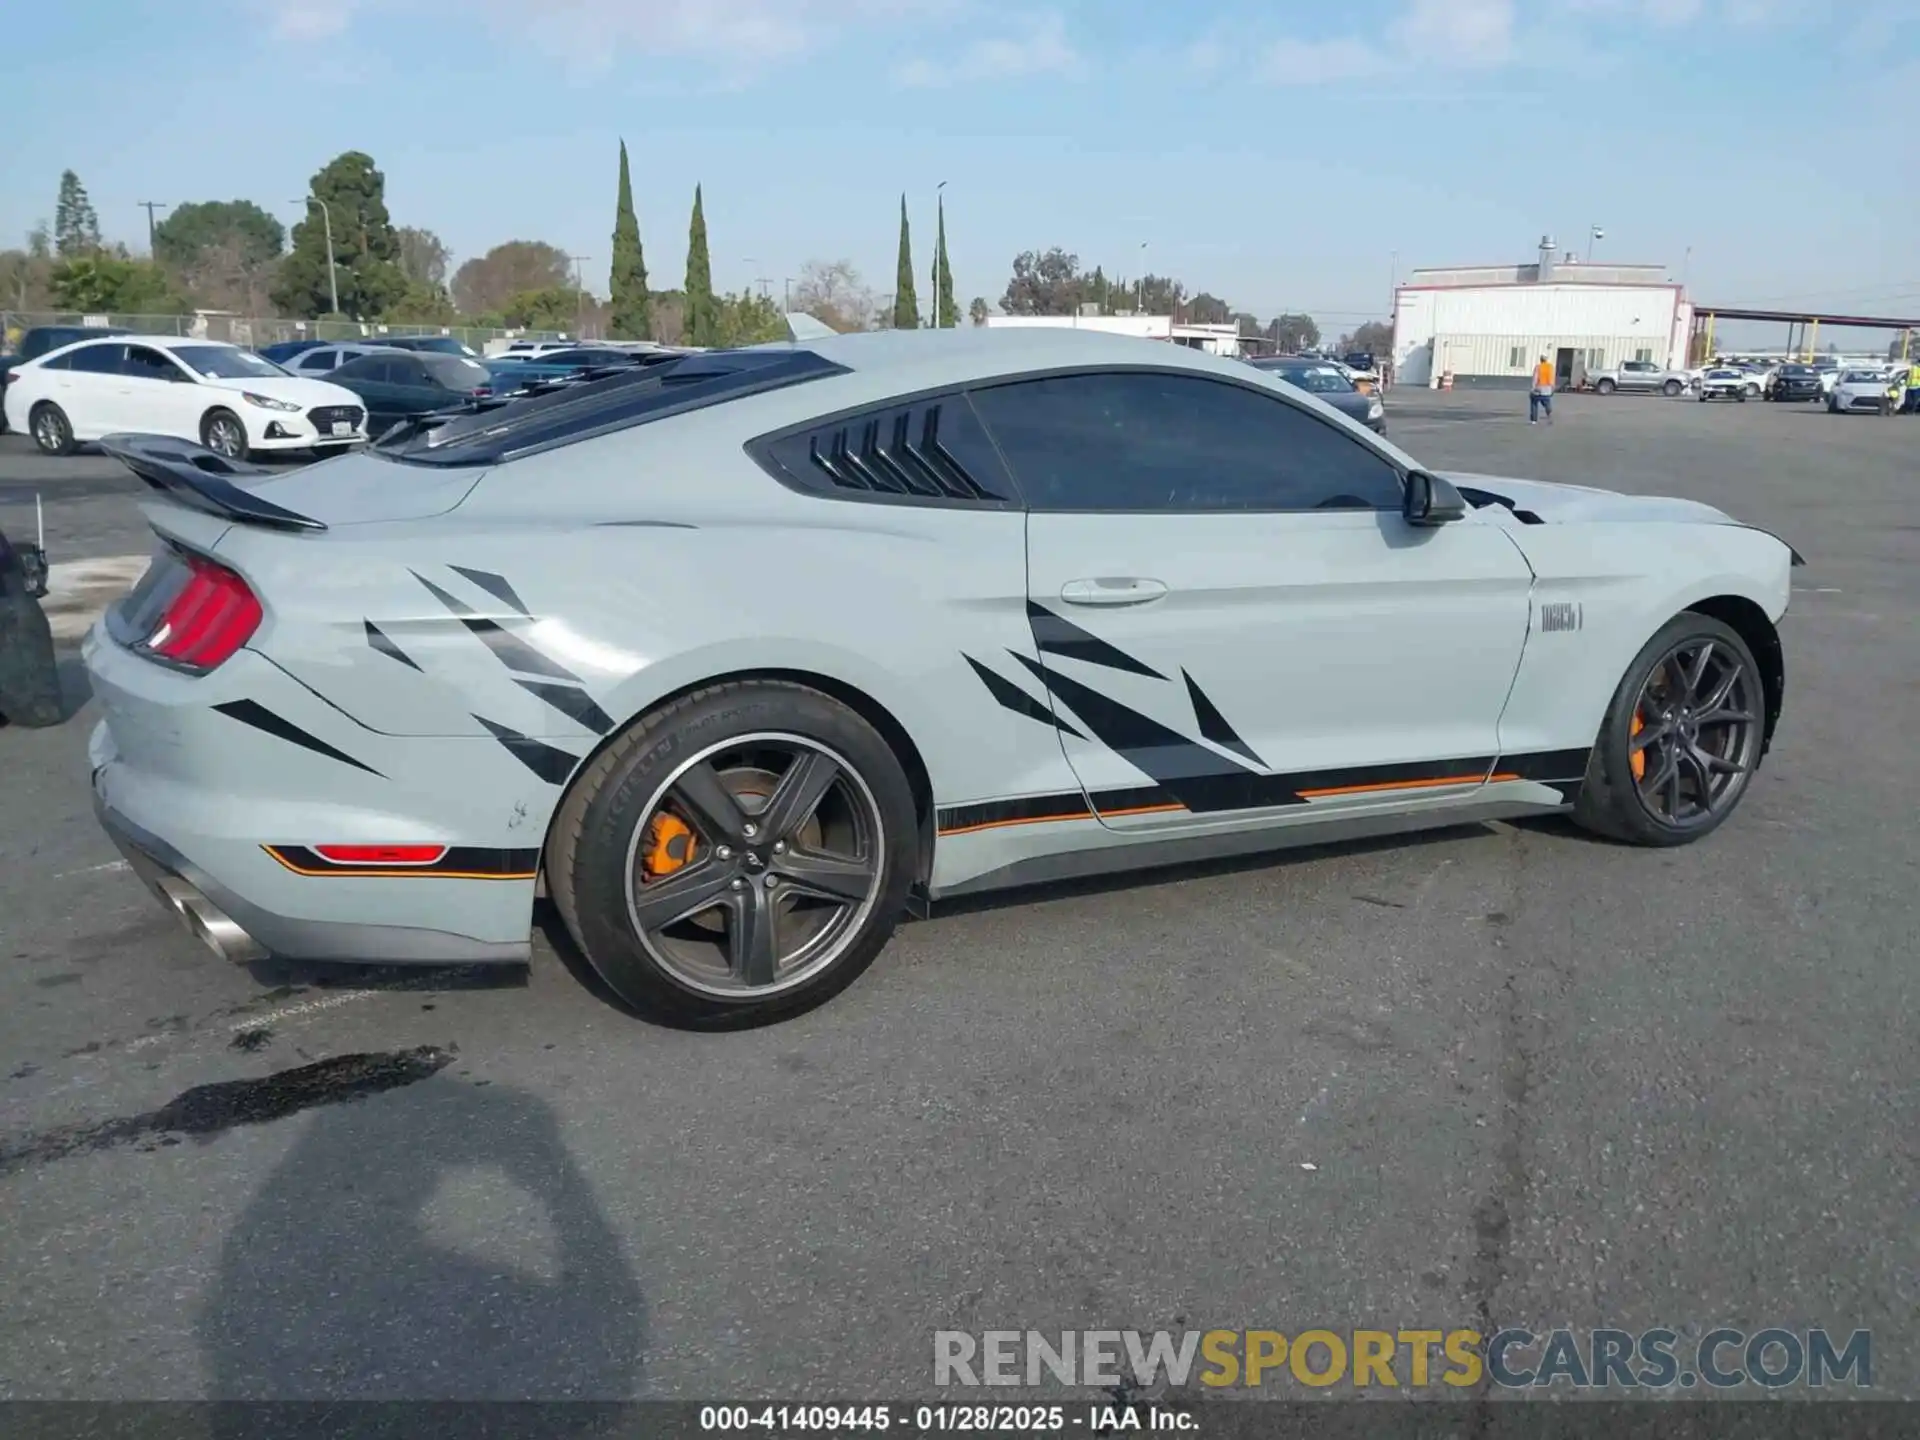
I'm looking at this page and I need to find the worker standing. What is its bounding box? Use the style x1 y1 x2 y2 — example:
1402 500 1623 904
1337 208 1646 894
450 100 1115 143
1530 355 1555 425
1904 357 1920 415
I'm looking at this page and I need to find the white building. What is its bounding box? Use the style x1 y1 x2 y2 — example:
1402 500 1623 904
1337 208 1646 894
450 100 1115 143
1392 238 1693 388
984 312 1245 357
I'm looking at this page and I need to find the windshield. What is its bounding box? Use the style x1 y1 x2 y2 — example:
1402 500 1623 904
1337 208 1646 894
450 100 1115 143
172 345 287 379
1272 366 1354 394
1841 371 1882 382
422 354 492 388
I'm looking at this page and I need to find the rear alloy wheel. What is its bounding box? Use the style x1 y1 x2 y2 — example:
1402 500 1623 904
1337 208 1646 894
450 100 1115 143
1574 614 1765 847
1595 379 1616 395
29 403 75 456
550 682 917 1026
201 408 248 459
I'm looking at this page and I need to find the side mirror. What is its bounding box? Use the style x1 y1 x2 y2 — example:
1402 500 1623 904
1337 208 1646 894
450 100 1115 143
1404 470 1467 526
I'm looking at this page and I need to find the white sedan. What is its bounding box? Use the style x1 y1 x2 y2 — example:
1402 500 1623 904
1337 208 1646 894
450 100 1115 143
1827 368 1897 415
2 336 368 459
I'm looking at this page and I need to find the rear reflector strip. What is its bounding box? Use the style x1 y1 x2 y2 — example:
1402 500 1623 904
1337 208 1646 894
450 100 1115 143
311 845 450 865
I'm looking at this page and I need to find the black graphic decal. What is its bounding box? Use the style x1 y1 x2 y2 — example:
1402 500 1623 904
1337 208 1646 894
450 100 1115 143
212 700 384 777
1027 601 1166 680
1183 669 1263 767
475 715 578 785
364 619 422 672
450 565 531 617
412 571 578 681
964 655 1085 740
1502 747 1591 783
515 678 614 736
937 792 1094 834
1007 652 1295 813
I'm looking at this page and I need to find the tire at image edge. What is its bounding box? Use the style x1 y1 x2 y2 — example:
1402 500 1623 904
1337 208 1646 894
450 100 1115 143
550 680 920 1025
1573 612 1763 848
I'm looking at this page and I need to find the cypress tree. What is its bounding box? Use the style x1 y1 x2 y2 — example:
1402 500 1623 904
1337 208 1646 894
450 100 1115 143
608 140 652 340
892 195 919 330
935 195 957 328
684 184 717 347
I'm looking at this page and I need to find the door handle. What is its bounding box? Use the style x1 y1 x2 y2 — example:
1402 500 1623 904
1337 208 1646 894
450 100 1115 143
1060 577 1168 606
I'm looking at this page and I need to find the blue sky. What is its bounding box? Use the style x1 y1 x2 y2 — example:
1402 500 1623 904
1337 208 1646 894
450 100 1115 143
3 0 1915 336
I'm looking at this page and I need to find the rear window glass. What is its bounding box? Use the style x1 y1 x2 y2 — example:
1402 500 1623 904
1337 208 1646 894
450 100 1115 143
373 348 850 467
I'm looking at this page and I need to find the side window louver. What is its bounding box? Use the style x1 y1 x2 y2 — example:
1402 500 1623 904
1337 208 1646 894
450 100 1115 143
754 398 1013 506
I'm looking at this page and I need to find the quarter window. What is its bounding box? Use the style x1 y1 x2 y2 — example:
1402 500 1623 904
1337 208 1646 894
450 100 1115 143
968 371 1404 513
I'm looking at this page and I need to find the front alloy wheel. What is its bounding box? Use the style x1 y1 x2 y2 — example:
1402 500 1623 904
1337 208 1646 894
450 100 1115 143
1574 613 1767 847
203 412 247 459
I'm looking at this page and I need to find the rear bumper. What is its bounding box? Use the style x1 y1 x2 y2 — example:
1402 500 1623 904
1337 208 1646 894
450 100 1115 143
93 776 531 966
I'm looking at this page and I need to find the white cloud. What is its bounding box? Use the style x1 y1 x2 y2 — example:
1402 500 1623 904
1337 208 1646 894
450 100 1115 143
1391 0 1514 67
891 11 1082 88
262 0 358 40
1258 37 1393 85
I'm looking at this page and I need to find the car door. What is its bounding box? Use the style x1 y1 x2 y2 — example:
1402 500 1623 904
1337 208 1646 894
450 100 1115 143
330 354 410 430
970 368 1537 833
53 343 132 438
115 344 201 438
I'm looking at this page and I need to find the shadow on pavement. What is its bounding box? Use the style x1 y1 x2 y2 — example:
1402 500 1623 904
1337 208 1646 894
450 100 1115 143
197 1074 646 1419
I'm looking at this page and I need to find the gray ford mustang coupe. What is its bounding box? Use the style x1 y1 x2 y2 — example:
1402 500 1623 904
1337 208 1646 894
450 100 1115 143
84 326 1796 1025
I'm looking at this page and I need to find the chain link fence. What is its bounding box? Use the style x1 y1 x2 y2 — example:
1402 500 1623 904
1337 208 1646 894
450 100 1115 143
2 310 569 354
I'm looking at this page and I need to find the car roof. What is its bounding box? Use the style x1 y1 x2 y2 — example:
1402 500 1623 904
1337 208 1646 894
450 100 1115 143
787 326 1255 389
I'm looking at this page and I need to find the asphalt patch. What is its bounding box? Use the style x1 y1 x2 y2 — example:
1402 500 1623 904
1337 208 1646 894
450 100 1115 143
0 1046 456 1176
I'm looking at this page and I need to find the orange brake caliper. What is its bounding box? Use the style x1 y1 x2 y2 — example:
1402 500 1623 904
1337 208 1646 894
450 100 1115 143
642 812 698 878
1629 712 1646 781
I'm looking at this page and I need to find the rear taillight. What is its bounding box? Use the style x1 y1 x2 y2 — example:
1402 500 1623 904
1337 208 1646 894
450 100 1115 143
143 554 262 671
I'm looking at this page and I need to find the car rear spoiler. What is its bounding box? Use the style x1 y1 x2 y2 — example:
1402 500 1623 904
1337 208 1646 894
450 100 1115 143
785 312 837 342
97 433 327 533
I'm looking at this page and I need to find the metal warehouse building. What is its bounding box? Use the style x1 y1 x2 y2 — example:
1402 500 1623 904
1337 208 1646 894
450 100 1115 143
1392 237 1692 388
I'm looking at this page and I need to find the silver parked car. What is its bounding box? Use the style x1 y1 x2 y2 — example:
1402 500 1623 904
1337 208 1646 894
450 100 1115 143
84 328 1798 1025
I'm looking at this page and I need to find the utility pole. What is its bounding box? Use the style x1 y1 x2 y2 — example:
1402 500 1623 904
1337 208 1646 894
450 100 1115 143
784 278 794 314
137 201 169 253
1137 242 1148 315
296 197 339 315
567 255 591 338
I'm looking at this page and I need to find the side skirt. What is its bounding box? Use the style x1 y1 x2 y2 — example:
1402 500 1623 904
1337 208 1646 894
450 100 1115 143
929 795 1571 902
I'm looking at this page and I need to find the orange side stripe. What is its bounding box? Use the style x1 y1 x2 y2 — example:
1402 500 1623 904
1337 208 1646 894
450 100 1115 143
1094 802 1188 819
937 810 1093 837
1298 772 1513 799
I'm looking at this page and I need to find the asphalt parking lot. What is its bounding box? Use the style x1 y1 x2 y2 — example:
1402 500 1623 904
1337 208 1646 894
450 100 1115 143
1 390 1915 1404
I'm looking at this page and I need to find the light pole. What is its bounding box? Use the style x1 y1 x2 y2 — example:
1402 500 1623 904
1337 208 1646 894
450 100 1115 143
1137 241 1148 314
1587 224 1604 264
930 180 947 327
567 255 591 338
743 258 757 297
295 197 339 315
784 278 794 313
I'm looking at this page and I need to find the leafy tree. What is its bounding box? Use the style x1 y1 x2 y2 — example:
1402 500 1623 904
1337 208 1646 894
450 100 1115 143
1265 312 1321 352
49 253 185 313
501 286 589 332
934 196 957 329
451 241 571 315
395 227 451 289
682 185 718 347
893 195 919 330
790 259 872 334
273 151 408 319
714 290 785 347
608 139 653 341
968 296 990 327
54 171 101 257
1000 248 1085 316
1135 274 1186 315
390 281 458 324
152 200 285 313
1344 319 1392 356
1232 312 1264 339
1187 292 1232 325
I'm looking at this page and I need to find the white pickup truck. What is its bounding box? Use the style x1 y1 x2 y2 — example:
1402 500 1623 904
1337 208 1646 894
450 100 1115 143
1589 359 1689 396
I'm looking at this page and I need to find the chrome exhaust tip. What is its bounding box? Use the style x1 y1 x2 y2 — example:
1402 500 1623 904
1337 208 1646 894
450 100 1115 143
156 877 267 964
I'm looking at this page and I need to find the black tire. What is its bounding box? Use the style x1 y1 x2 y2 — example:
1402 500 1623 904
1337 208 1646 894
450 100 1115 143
200 408 248 459
1663 379 1682 396
547 680 918 1027
28 402 75 456
1595 379 1616 395
1573 613 1765 848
